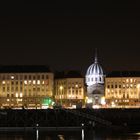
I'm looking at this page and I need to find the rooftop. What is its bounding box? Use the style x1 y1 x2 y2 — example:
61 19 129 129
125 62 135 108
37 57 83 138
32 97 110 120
107 71 140 77
0 65 51 73
55 70 83 79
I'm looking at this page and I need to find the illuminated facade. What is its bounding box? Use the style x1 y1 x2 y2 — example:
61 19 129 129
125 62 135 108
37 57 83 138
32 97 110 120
105 72 140 107
54 71 85 108
85 51 105 105
0 66 54 109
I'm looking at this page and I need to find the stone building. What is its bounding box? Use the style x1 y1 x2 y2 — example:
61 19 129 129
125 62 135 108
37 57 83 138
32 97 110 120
85 51 105 105
54 71 85 108
105 71 140 107
0 65 54 109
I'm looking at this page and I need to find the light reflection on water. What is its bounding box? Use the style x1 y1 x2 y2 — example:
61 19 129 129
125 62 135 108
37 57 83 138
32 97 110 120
0 130 140 140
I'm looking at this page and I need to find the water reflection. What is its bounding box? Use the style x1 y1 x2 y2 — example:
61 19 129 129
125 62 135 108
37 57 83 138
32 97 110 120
81 123 84 140
58 135 65 140
36 129 39 140
0 130 140 140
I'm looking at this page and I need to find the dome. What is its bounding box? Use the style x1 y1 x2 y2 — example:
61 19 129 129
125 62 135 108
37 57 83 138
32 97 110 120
85 50 105 86
86 63 103 76
86 52 104 76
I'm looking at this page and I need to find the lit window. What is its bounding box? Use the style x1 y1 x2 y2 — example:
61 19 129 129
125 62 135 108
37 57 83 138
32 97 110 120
11 76 14 79
2 81 5 84
37 80 40 85
20 93 23 97
33 80 36 84
75 84 78 88
16 93 18 98
24 81 27 84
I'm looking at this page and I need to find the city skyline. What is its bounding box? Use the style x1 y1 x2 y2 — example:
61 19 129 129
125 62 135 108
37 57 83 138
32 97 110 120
0 2 140 74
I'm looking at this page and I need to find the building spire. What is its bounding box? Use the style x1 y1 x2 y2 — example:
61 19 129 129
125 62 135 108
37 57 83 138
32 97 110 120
94 48 98 63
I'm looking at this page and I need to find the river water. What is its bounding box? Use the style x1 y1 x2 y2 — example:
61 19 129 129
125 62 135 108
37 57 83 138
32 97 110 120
0 130 140 140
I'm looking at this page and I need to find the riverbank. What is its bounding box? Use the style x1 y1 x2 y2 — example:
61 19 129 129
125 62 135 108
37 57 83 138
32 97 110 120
0 108 140 131
0 127 82 132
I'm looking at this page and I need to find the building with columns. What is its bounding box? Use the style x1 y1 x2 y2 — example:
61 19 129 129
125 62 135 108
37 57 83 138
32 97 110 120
105 71 140 107
0 66 54 109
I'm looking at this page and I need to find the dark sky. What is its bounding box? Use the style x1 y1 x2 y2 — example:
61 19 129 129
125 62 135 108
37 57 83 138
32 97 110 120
0 1 140 74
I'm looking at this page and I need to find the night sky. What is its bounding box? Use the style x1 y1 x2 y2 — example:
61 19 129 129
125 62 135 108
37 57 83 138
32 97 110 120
0 1 140 74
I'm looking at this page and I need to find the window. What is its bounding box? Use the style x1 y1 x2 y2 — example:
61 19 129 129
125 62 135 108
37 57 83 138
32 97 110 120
7 87 10 91
33 80 36 84
16 87 18 91
24 75 27 80
15 75 18 80
46 75 48 79
42 75 44 79
2 81 5 84
95 78 97 82
3 87 5 92
2 76 5 80
11 87 14 92
37 80 40 85
37 75 40 79
33 76 36 80
37 88 40 92
29 75 32 80
11 75 14 79
20 75 23 80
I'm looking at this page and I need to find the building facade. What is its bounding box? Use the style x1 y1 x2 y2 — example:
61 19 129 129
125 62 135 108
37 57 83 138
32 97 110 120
85 51 105 105
0 66 54 109
105 72 140 107
54 71 85 108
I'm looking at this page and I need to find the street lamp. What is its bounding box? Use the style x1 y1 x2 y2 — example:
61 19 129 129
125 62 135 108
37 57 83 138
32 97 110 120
59 86 63 106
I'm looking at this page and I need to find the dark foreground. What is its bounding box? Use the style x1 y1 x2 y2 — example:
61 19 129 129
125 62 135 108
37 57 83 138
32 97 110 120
0 108 140 131
0 130 140 140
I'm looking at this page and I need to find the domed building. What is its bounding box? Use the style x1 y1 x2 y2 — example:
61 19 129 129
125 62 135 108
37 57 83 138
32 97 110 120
85 51 105 105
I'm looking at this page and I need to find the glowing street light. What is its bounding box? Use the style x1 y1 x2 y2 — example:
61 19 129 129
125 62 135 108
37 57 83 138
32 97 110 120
59 86 63 106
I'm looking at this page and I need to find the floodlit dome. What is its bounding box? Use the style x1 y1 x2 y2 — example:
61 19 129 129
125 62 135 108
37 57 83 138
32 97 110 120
86 61 103 76
85 51 105 86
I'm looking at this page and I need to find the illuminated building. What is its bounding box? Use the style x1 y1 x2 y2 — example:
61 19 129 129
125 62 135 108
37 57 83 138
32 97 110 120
54 71 85 108
0 66 54 109
85 50 105 105
105 71 140 107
